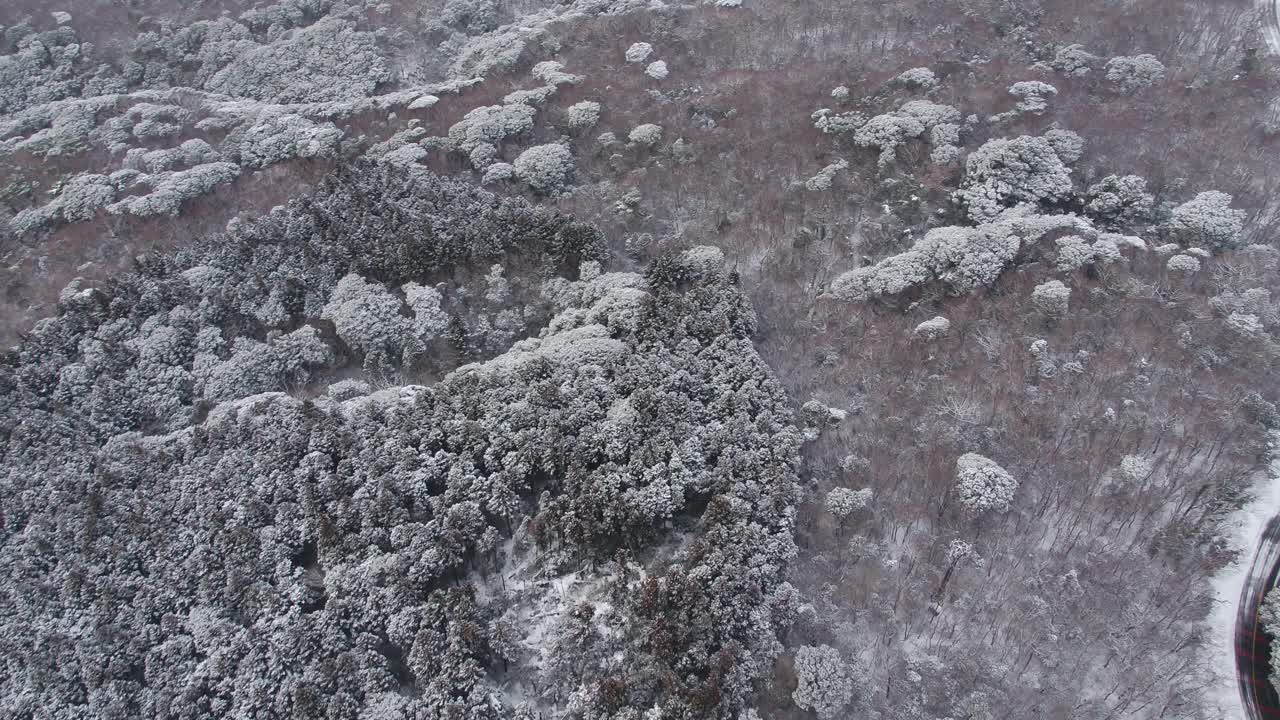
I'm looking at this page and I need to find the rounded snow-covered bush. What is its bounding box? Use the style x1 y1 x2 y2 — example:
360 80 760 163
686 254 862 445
1166 253 1202 273
805 159 848 191
855 112 926 168
565 100 602 130
1008 81 1057 114
321 273 419 366
625 42 653 63
229 112 340 166
1092 237 1122 264
1105 54 1166 93
645 60 668 80
914 225 1019 293
1085 174 1154 227
480 161 514 184
1031 279 1071 316
913 315 951 340
503 85 557 107
792 645 855 719
831 85 850 102
1118 455 1153 485
106 163 241 218
812 108 867 136
956 136 1073 223
514 143 574 193
1042 128 1084 164
629 123 663 146
408 94 439 110
530 60 582 86
954 453 1018 515
829 251 932 301
892 67 938 91
469 142 498 170
1054 235 1095 272
930 144 962 165
930 122 961 147
1227 312 1266 337
1166 190 1245 252
1051 44 1098 76
899 99 961 129
826 487 873 520
204 18 390 103
446 103 536 153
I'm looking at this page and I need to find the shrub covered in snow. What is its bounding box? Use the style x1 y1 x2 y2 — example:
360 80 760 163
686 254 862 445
1007 81 1058 115
514 143 575 193
955 135 1074 223
408 93 440 110
914 315 952 339
805 159 848 191
930 143 962 165
402 281 451 341
954 453 1018 514
1041 128 1084 163
204 18 390 103
229 112 344 168
9 173 117 234
1050 44 1099 76
1054 235 1095 272
826 487 873 519
469 142 499 170
1092 237 1122 264
811 108 868 136
127 103 192 139
1085 174 1154 228
530 60 582 86
629 122 663 146
792 645 856 719
446 103 537 154
625 42 654 63
0 23 96 115
830 252 932 301
1031 279 1071 316
914 225 1021 292
1166 253 1202 273
892 67 938 91
831 210 1096 302
930 122 961 148
565 100 602 129
502 85 558 106
855 101 961 169
831 224 1016 300
481 161 515 184
106 162 241 218
321 273 422 367
1227 312 1266 338
1104 54 1166 93
1165 190 1245 252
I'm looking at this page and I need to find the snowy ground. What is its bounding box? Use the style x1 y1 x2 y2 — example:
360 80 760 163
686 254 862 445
1203 430 1280 719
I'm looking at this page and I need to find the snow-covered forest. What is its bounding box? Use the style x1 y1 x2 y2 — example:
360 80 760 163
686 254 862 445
2 0 1280 718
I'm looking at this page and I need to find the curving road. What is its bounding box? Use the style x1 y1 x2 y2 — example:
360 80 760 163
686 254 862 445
1263 0 1280 56
1237 517 1280 719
